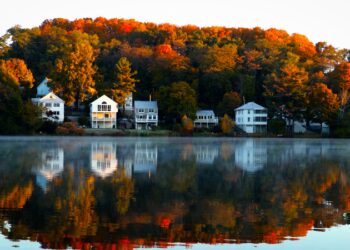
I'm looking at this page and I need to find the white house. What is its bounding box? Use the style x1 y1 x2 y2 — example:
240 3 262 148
193 144 219 164
90 95 118 129
36 78 51 97
194 110 219 128
90 142 118 178
235 102 267 133
32 92 65 123
134 101 158 130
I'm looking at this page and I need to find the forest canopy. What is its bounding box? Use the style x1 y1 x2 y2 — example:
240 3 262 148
0 17 350 133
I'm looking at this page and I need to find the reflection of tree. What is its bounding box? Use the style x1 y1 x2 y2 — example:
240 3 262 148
3 149 350 248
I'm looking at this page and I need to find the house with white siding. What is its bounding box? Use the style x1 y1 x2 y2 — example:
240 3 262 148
90 95 118 129
134 101 158 130
235 102 267 133
32 92 65 123
36 78 51 97
194 110 219 128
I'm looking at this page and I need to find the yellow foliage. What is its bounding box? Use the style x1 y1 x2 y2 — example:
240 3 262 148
220 114 234 134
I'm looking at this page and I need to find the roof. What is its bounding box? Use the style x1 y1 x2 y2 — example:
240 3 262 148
90 95 117 105
40 92 65 103
37 78 49 88
135 101 158 109
196 110 215 116
235 102 266 111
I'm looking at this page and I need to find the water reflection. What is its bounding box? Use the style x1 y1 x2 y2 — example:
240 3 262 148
0 137 350 249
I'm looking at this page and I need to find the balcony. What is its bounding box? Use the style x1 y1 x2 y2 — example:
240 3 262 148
92 117 116 122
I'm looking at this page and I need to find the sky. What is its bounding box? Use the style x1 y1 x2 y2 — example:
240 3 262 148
2 0 350 49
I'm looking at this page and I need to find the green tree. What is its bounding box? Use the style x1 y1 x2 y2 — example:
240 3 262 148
158 81 197 121
111 57 138 104
217 91 241 117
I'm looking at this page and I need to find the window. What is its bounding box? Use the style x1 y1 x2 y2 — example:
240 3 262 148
98 104 111 111
254 117 267 122
139 108 144 113
45 103 52 107
153 115 157 120
148 115 152 120
248 117 250 122
54 103 60 107
149 109 154 112
248 110 250 114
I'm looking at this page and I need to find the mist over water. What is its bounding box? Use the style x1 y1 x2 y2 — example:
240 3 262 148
0 137 349 249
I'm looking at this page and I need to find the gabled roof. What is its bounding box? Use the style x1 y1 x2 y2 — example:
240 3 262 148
235 102 266 111
37 77 49 88
40 92 65 103
90 95 117 105
196 110 216 116
134 101 158 109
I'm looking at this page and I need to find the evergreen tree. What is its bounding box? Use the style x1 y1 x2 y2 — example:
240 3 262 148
111 57 139 105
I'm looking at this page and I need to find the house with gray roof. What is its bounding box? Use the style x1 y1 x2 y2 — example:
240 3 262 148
235 102 267 133
194 110 218 128
134 101 158 130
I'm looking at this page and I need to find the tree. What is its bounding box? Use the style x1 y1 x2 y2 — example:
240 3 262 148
264 52 309 123
111 57 138 104
329 62 350 118
158 81 197 121
51 33 97 106
217 91 241 117
220 114 234 134
0 58 34 88
307 83 339 130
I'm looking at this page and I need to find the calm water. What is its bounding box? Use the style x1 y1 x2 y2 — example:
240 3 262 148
0 137 350 250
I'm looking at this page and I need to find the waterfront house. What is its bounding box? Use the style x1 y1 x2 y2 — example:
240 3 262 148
235 102 267 133
90 95 118 129
194 110 219 128
32 92 65 123
134 101 158 130
36 78 51 97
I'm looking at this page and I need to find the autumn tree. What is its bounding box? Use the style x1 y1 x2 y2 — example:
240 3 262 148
0 58 34 88
307 83 339 130
329 62 350 118
50 32 98 106
181 115 194 134
111 57 138 104
264 52 309 123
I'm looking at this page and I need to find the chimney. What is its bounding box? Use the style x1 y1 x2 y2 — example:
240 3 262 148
149 94 152 101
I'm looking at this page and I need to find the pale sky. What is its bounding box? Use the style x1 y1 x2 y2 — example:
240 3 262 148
2 0 350 49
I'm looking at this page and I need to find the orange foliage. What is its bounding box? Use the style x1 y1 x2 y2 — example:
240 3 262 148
0 182 33 209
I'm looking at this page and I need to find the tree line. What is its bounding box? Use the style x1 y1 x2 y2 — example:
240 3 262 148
0 17 350 134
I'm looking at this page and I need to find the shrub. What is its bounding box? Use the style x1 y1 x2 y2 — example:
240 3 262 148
181 115 194 135
220 114 234 134
268 118 286 134
56 122 84 135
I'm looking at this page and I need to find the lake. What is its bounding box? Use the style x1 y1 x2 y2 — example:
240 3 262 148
0 136 349 250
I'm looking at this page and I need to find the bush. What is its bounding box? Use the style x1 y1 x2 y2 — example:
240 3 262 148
268 118 286 134
78 116 90 127
38 121 58 134
181 115 194 135
56 122 84 135
220 114 234 134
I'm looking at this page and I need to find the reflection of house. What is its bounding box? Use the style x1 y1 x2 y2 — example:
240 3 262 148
235 102 267 133
90 95 118 129
193 144 219 164
35 148 64 190
234 140 267 172
36 78 51 97
90 142 118 178
134 101 158 130
194 110 219 128
32 92 65 123
134 142 158 174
